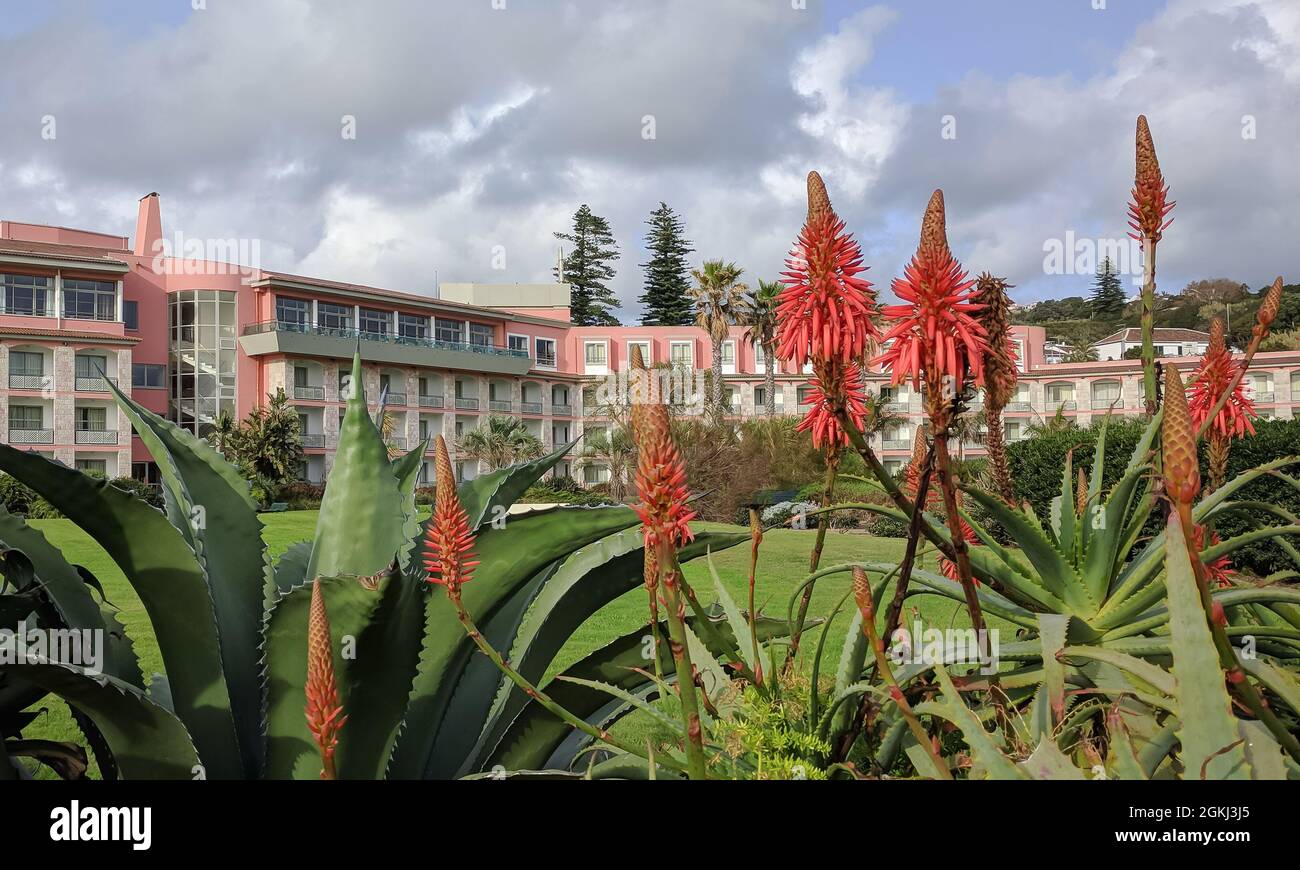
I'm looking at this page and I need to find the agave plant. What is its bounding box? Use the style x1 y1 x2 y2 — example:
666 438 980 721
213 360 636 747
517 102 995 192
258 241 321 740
0 352 762 780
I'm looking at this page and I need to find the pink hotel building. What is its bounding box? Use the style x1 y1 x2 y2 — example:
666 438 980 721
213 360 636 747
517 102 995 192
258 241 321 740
2 193 1298 488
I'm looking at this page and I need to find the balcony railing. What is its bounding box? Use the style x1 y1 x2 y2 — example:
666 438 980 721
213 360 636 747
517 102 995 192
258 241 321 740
551 403 572 416
1005 401 1034 412
75 376 116 392
8 428 53 444
418 394 444 409
489 400 513 413
244 320 530 360
455 397 479 411
386 437 407 450
521 401 543 414
882 439 912 450
1251 391 1276 403
536 355 558 368
293 385 326 400
300 433 325 448
384 391 408 407
8 374 47 390
1047 399 1078 411
883 401 909 412
75 429 118 445
1091 399 1122 410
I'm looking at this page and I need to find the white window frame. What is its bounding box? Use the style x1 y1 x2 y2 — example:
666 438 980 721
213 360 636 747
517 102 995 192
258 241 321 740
669 339 694 368
535 337 558 369
721 339 736 375
583 339 609 375
507 332 530 356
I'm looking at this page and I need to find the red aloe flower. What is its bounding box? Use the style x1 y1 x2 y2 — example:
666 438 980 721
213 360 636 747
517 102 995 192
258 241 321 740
1188 319 1256 440
1193 524 1235 588
634 403 696 550
796 362 868 450
423 435 479 592
305 578 348 780
903 432 942 510
873 191 988 420
1127 115 1175 245
775 172 879 369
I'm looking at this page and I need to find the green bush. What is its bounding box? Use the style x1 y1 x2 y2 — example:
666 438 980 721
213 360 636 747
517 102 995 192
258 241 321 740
1007 416 1300 577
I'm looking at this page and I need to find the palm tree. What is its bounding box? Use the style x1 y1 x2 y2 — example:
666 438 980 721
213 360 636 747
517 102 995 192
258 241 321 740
578 427 636 502
740 279 781 416
1063 342 1099 363
689 260 748 415
236 389 305 484
861 391 906 439
457 416 544 472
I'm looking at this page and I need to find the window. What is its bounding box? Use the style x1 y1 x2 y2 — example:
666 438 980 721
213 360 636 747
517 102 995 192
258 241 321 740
435 318 463 343
294 366 309 388
508 334 529 355
469 323 493 347
721 340 736 372
359 308 390 337
75 355 107 379
535 338 557 367
1092 381 1121 407
754 343 775 372
627 340 651 367
584 342 607 366
123 300 139 330
318 302 352 332
670 341 693 367
75 459 107 475
63 279 117 321
9 406 43 429
2 273 53 316
76 407 107 431
398 313 428 340
797 385 815 406
9 351 44 377
132 364 166 388
276 296 310 328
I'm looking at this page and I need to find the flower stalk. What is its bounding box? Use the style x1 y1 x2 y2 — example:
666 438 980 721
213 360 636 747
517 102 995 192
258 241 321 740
1129 115 1175 417
305 578 347 780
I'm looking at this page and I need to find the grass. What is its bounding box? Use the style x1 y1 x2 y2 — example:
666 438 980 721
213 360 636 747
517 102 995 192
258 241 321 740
18 510 982 776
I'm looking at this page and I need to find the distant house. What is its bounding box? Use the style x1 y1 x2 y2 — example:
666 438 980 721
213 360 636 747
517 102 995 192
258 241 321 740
1043 341 1071 365
1091 328 1211 361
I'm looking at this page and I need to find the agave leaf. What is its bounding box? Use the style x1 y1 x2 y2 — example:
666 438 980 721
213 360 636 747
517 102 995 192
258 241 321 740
0 637 199 780
387 504 640 779
1165 510 1250 780
458 438 580 533
307 352 407 580
106 381 269 773
272 541 314 595
262 566 421 779
391 441 430 570
0 444 243 778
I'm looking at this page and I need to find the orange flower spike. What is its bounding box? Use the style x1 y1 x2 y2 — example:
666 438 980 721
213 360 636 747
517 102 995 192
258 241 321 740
633 401 696 550
305 578 348 780
1254 277 1284 339
1188 317 1256 440
1128 115 1175 244
422 436 479 591
1162 365 1200 508
775 172 879 369
796 362 869 450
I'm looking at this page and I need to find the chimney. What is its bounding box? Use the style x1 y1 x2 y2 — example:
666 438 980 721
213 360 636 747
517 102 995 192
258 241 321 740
134 192 163 257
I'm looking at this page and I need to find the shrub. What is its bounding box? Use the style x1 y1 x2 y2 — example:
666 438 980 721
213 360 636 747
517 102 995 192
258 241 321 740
274 480 326 510
109 476 165 510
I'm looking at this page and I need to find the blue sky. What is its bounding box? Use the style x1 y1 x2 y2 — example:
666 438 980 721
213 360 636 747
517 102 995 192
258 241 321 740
0 1 1295 318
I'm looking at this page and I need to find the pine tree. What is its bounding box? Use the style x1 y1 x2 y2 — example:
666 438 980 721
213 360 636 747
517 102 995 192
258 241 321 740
1090 256 1126 318
554 205 622 326
637 202 695 325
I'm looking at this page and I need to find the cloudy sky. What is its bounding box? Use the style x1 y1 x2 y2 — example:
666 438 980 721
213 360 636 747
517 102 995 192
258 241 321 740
1 0 1297 320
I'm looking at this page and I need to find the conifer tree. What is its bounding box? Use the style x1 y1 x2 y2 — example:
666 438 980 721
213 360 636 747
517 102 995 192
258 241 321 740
637 202 695 325
1089 256 1126 318
554 205 622 326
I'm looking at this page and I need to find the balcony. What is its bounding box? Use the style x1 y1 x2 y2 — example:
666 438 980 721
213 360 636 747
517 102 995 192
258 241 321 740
384 391 408 407
240 320 532 376
455 397 479 411
882 439 912 450
418 394 444 409
1005 401 1034 412
1091 399 1122 410
75 376 116 392
293 385 326 400
74 429 119 445
521 401 543 414
551 403 572 416
883 402 909 412
536 354 557 369
489 399 513 413
1251 391 1276 403
8 428 53 444
8 374 46 391
386 437 407 450
1046 399 1078 412
300 433 325 448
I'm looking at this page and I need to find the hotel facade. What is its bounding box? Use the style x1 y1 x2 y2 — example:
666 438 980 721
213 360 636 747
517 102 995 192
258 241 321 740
2 194 1297 487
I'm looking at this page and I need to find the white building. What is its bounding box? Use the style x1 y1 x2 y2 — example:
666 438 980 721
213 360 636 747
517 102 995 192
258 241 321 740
1092 328 1211 361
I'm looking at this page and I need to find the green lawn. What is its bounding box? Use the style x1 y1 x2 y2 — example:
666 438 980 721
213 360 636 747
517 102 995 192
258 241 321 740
19 510 980 775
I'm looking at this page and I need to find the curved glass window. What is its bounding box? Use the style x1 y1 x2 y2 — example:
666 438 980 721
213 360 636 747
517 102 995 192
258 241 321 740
169 290 238 436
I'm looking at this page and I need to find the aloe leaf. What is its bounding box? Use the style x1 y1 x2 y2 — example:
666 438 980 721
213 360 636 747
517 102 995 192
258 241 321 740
1082 411 1111 554
1058 646 1175 696
307 352 407 580
1037 614 1069 737
884 563 1039 629
1239 720 1287 780
926 664 1027 780
705 550 759 674
458 438 579 532
1238 655 1300 718
1165 510 1250 780
387 504 640 779
0 444 242 778
106 379 269 772
1081 460 1148 607
1107 714 1149 780
1052 451 1076 558
0 640 199 780
1020 738 1086 780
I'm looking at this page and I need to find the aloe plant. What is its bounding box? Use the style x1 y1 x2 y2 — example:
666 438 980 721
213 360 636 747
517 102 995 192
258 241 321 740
0 352 757 780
